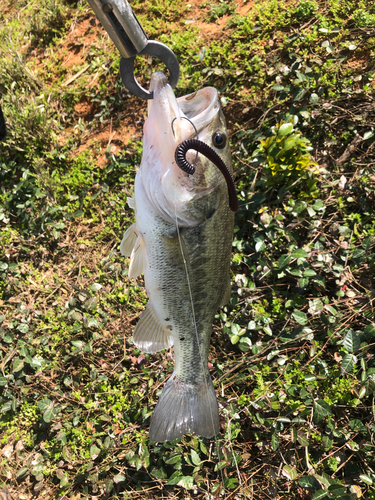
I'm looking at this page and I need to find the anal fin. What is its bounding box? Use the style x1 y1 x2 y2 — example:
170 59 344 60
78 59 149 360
133 302 174 353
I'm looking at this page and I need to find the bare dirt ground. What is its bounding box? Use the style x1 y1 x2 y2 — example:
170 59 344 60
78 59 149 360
26 0 256 169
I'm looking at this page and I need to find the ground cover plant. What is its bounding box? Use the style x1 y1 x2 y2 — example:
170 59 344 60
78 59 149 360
1 0 375 498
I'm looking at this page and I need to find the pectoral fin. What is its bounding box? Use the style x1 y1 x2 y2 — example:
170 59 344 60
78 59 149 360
120 223 138 256
128 233 147 278
127 197 135 210
133 302 174 353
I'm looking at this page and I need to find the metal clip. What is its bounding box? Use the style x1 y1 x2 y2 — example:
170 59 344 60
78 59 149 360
87 0 179 99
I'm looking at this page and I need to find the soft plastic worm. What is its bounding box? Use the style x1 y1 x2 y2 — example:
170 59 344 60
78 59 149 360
175 138 238 212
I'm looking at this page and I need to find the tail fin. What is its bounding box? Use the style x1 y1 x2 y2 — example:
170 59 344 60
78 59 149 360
149 373 220 442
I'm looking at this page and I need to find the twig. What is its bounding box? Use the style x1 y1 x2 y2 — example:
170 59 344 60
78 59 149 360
62 63 90 87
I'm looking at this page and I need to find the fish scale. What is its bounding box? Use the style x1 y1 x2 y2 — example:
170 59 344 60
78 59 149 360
121 72 234 442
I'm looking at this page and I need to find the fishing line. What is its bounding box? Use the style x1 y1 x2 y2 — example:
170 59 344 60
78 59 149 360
173 201 227 498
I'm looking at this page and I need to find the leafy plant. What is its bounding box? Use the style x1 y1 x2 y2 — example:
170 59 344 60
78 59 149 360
252 117 319 197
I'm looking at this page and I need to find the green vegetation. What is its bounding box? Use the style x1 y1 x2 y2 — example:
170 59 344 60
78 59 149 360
1 0 375 498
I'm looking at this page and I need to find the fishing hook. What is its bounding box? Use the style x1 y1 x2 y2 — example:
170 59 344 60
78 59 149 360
171 116 199 168
175 139 238 212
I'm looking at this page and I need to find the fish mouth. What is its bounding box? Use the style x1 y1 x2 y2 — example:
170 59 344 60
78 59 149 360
148 72 219 141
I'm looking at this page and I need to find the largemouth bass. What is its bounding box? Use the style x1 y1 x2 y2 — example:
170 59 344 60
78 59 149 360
121 72 235 442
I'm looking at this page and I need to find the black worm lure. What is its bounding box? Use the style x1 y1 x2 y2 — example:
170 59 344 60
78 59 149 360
175 138 238 212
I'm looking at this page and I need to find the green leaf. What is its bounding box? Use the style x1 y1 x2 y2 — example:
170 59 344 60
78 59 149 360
165 454 181 465
284 137 296 150
292 200 307 214
359 474 373 485
293 88 307 101
191 449 201 466
271 433 279 451
341 354 357 373
363 131 374 140
166 472 183 485
307 206 316 217
291 249 308 258
224 477 239 489
2 331 14 344
290 269 302 277
322 436 333 450
359 386 366 399
263 326 272 336
113 474 126 484
255 241 266 252
312 491 329 499
90 283 102 291
278 254 291 269
12 358 24 372
350 419 367 433
303 269 316 277
18 323 29 333
313 200 325 211
364 324 375 336
71 340 83 348
85 297 97 310
328 483 347 496
309 299 323 315
292 310 308 325
325 305 337 316
343 330 360 353
177 476 194 489
16 467 29 480
38 399 53 412
278 123 294 136
60 473 69 487
299 475 320 490
297 431 309 446
313 400 332 418
90 444 101 459
291 428 297 442
87 318 99 328
310 93 319 104
282 465 297 480
43 408 56 423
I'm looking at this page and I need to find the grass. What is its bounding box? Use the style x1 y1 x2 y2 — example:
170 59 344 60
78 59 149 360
1 0 375 498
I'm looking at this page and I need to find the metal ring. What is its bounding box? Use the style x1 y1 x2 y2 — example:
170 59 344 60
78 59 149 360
120 40 180 100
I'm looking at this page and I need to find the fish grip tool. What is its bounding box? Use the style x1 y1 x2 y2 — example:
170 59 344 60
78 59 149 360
86 0 179 99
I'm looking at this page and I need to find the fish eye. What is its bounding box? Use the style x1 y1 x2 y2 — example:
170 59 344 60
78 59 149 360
212 132 227 149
